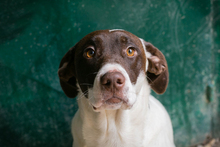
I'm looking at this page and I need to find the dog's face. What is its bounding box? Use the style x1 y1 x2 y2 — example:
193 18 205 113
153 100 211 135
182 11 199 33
58 30 168 111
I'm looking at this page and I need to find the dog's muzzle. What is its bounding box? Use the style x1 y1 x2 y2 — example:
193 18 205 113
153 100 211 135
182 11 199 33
89 63 137 111
100 71 126 104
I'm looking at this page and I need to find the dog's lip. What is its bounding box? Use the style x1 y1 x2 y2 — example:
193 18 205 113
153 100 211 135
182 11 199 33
92 105 98 110
91 96 125 110
105 97 123 104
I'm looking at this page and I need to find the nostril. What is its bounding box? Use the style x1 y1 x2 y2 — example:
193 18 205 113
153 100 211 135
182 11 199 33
117 79 123 85
115 73 125 86
101 74 112 86
106 80 111 85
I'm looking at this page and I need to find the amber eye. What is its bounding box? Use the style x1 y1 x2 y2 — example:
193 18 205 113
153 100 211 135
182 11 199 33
126 48 136 57
85 48 95 58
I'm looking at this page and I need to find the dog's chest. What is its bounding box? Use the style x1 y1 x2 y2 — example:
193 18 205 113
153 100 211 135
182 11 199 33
82 110 145 147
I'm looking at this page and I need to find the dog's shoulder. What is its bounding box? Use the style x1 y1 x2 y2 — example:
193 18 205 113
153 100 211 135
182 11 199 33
143 95 175 147
147 95 172 126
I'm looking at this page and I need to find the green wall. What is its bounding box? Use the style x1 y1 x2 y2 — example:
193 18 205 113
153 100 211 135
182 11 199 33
0 0 219 146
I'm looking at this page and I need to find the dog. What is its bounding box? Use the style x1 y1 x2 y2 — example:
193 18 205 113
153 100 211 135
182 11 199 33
58 29 175 147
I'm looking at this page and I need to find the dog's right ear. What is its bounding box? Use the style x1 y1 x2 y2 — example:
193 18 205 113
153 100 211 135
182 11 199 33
58 46 78 98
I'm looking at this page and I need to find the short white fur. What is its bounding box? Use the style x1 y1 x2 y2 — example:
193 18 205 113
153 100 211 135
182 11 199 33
109 29 124 32
140 38 152 72
71 63 175 147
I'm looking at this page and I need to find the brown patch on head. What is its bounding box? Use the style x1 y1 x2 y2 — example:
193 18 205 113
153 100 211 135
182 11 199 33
58 30 147 98
58 29 168 98
120 36 128 43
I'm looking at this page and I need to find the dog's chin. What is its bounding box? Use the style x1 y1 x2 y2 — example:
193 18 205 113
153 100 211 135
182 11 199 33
91 97 133 112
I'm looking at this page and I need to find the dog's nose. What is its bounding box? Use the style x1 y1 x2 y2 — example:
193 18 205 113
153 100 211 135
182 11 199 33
101 72 125 90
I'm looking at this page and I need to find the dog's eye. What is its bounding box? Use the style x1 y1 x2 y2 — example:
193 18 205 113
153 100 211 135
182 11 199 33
126 48 136 57
84 48 95 58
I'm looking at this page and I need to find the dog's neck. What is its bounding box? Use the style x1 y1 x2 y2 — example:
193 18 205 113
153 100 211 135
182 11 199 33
76 76 151 145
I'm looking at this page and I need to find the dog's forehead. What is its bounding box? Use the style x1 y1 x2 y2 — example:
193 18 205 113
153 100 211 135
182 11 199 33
80 30 142 47
73 30 148 93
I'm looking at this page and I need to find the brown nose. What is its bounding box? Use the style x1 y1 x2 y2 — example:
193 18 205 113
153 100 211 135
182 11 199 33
100 72 125 90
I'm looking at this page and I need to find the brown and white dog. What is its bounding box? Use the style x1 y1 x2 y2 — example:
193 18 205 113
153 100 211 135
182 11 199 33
58 29 175 147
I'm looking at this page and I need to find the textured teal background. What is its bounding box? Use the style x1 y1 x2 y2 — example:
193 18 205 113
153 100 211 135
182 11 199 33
0 0 219 146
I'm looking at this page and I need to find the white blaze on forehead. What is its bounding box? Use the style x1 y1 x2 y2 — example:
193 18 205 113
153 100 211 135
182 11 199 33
109 29 124 32
97 63 130 81
140 38 152 71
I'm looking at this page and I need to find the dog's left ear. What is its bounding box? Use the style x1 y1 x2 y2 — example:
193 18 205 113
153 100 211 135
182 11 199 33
58 46 78 98
141 40 169 94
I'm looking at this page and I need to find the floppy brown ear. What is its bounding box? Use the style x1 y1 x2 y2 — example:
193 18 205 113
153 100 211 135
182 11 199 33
58 46 78 98
142 41 169 94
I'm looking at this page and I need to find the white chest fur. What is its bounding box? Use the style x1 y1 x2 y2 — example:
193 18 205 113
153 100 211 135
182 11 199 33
71 77 175 147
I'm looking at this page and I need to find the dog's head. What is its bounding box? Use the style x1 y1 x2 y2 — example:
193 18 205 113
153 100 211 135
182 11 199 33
58 30 168 111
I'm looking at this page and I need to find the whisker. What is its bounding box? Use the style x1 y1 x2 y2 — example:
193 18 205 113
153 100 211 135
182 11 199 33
146 76 153 83
77 90 89 99
79 83 93 86
86 72 99 78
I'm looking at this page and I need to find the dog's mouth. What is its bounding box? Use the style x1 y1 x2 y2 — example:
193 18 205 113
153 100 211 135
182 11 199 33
92 96 126 111
106 97 124 104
